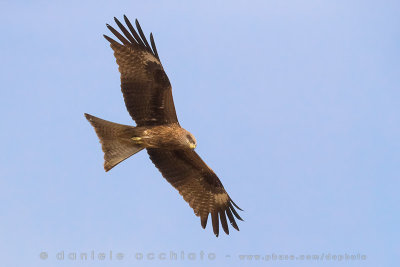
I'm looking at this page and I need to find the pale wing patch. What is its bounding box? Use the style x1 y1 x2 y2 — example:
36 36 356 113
214 193 229 205
142 52 159 64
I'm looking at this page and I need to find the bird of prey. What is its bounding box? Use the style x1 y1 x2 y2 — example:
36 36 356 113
84 16 243 236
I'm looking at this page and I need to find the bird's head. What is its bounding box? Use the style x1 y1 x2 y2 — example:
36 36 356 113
184 131 197 150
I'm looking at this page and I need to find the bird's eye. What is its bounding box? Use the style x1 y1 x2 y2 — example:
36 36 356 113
186 134 194 143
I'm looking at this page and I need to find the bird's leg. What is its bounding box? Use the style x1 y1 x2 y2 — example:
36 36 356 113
131 137 143 145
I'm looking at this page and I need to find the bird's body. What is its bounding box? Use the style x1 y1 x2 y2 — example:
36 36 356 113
133 123 197 149
85 16 242 236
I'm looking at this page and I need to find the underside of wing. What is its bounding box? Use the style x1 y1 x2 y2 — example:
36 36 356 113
147 149 243 236
104 16 179 126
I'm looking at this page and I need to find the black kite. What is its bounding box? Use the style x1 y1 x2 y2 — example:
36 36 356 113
84 16 243 236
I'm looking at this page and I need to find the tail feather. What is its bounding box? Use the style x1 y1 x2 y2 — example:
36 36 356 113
84 113 143 171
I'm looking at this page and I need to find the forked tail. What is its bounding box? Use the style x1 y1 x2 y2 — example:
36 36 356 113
84 113 144 171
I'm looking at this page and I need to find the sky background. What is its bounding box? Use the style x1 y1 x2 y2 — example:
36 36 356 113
1 0 399 266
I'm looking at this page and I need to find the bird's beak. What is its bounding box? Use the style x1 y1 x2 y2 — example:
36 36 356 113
190 143 196 149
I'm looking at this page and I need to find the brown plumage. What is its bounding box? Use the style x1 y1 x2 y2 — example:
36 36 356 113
84 16 242 236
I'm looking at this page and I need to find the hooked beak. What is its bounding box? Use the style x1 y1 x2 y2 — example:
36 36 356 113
189 143 196 149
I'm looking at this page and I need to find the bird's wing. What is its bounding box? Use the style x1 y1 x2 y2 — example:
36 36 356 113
147 148 243 236
104 16 178 126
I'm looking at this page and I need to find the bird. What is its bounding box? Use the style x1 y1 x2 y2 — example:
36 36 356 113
84 16 243 236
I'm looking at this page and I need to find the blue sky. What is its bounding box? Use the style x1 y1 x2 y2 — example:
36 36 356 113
1 1 399 266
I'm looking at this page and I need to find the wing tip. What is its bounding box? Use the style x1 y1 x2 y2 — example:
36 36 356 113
230 199 243 211
211 211 219 237
219 210 230 235
103 34 117 45
106 15 159 59
229 202 244 221
201 203 242 236
201 214 208 229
